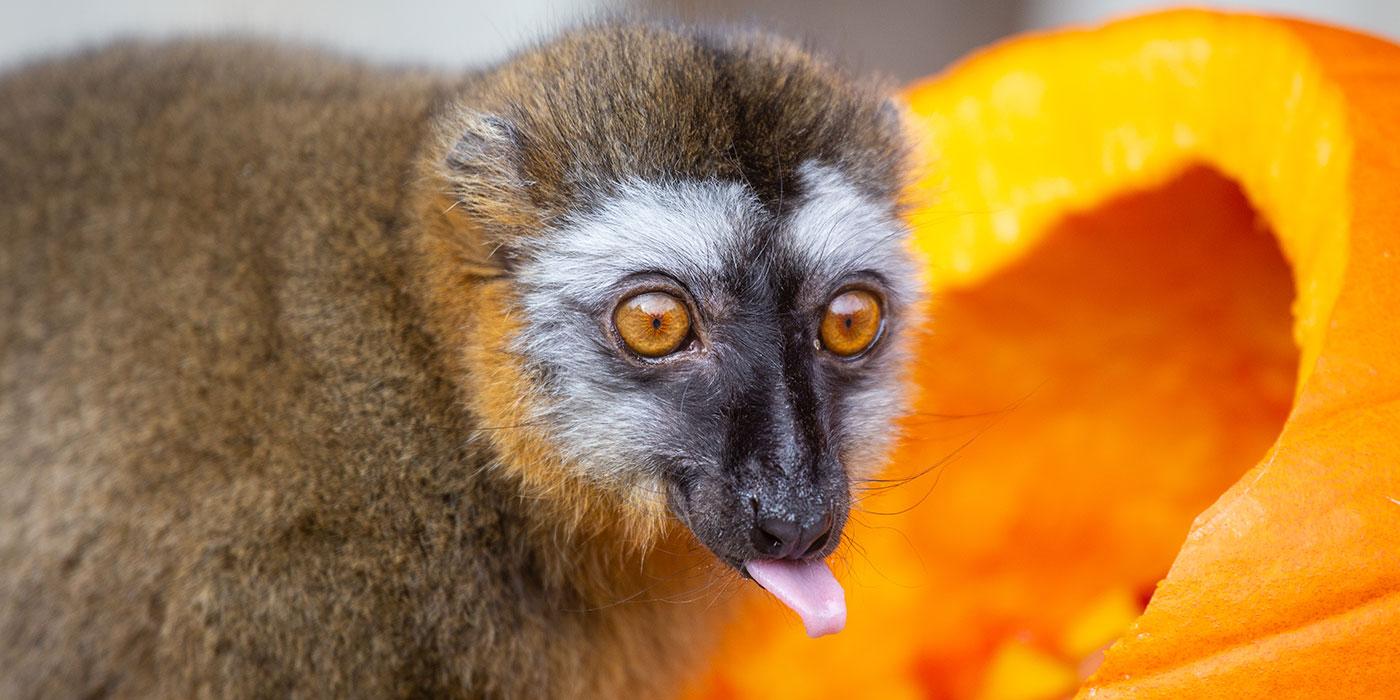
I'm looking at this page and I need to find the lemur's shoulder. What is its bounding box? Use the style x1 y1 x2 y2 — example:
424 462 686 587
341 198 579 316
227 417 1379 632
0 38 448 214
1 37 443 98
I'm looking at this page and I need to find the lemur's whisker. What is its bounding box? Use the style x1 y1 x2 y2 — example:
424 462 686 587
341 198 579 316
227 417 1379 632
853 384 1041 494
838 517 930 588
852 437 970 493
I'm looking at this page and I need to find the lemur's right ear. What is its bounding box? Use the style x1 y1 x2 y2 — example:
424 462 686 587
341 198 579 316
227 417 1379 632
437 111 539 243
445 113 520 175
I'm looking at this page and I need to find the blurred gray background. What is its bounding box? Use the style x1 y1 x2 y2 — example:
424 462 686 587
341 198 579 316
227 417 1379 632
3 1 1399 80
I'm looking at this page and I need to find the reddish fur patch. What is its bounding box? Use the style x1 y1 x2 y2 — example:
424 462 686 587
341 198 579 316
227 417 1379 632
413 191 709 603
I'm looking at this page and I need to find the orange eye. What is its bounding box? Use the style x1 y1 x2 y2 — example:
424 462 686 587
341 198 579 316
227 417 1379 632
820 289 882 357
614 292 692 358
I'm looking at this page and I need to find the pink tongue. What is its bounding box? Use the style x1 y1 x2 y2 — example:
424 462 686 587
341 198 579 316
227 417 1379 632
744 558 846 637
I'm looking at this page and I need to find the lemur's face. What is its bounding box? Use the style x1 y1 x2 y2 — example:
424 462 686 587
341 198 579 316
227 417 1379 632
434 23 916 635
512 161 917 603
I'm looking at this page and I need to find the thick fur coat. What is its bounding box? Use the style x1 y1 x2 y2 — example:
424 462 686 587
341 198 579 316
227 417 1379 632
0 24 911 698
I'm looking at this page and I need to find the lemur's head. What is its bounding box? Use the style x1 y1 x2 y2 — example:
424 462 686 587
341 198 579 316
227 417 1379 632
422 23 919 635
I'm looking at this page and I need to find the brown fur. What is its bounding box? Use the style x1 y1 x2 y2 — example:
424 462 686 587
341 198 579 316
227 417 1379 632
0 23 904 699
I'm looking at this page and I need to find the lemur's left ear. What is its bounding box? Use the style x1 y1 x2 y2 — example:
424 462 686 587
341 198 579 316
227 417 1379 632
880 97 901 121
445 113 520 175
437 111 540 249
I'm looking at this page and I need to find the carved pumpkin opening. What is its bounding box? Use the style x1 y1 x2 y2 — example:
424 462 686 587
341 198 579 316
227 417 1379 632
885 164 1298 697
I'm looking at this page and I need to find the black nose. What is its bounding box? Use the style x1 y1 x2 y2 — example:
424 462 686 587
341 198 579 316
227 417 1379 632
751 512 833 560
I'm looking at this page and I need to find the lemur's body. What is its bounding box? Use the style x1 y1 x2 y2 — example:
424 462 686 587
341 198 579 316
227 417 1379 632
0 26 916 698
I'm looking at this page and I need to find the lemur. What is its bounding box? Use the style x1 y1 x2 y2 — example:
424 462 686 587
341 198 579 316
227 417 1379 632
0 21 919 699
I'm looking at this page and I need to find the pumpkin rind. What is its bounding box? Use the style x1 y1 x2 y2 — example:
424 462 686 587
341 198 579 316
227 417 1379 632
1072 16 1400 699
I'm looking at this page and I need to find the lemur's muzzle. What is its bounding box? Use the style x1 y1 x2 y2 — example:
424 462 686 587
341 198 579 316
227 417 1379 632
669 445 850 637
739 476 848 637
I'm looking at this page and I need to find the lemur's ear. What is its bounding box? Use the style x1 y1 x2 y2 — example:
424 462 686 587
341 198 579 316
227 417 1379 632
875 97 902 136
445 113 520 175
438 111 539 245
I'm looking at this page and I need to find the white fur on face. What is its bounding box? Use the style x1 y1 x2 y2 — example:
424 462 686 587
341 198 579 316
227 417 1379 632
784 162 919 309
782 162 923 481
511 179 762 499
510 162 920 495
517 179 760 319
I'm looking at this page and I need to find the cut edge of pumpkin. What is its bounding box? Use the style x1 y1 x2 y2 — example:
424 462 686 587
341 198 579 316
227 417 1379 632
900 9 1353 397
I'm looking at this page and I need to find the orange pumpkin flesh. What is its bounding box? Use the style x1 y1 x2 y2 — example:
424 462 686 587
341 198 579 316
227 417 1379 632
688 10 1400 699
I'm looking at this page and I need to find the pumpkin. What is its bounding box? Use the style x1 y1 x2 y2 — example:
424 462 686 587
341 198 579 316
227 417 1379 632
687 9 1400 700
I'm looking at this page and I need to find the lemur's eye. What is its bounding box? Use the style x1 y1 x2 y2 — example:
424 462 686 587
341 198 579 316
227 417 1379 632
614 292 691 358
820 289 882 357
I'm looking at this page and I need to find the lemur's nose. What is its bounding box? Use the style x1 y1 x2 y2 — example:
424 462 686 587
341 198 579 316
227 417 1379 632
751 511 833 560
